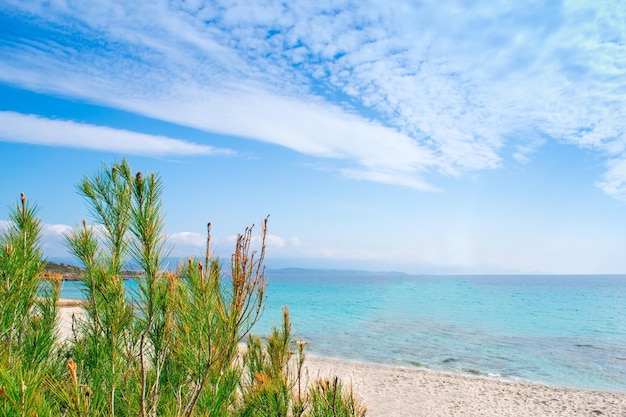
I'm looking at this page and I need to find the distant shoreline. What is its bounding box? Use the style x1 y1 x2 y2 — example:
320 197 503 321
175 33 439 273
56 298 86 307
45 261 143 281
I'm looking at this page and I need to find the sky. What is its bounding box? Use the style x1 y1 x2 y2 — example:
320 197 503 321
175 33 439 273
0 0 625 274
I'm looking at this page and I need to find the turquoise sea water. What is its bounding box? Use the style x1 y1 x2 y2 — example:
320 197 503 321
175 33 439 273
61 271 626 392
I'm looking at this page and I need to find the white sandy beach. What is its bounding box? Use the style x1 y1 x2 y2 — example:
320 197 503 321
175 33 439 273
58 300 626 416
305 356 626 416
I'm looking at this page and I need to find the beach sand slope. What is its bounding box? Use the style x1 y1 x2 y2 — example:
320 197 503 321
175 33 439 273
57 302 626 416
305 356 626 417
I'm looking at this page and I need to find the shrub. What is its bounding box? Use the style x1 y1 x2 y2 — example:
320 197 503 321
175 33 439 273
0 193 62 417
0 159 366 416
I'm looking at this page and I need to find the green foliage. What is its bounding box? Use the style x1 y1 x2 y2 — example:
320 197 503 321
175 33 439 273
240 308 366 417
0 159 366 416
240 307 306 417
308 378 366 417
0 193 61 416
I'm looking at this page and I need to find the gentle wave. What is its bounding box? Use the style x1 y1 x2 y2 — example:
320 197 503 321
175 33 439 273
61 272 626 392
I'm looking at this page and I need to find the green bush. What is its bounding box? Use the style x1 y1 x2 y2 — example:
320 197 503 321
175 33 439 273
0 192 62 417
0 159 366 417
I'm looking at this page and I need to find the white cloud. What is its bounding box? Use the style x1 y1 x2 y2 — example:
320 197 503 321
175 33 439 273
147 86 437 189
43 223 73 237
168 231 299 257
511 132 547 165
167 232 206 248
597 157 626 202
0 111 232 157
340 168 439 191
0 221 71 253
225 233 296 250
0 220 297 260
1 0 625 194
37 223 73 257
264 235 286 249
0 216 303 262
2 216 620 274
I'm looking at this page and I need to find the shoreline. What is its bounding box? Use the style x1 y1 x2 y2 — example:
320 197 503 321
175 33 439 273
304 353 626 394
56 299 626 416
304 355 626 416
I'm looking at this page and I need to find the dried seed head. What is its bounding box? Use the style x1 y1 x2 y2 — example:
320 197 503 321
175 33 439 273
67 359 78 385
165 272 178 292
0 386 5 398
254 372 268 386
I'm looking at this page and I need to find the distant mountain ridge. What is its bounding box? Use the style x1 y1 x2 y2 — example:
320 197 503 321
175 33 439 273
45 259 411 281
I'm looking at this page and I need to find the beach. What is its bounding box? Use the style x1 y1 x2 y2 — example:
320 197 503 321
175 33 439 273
57 298 84 342
305 356 626 416
58 300 626 416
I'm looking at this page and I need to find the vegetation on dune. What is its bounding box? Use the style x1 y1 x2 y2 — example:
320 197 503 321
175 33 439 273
43 262 84 280
43 261 143 281
0 159 366 417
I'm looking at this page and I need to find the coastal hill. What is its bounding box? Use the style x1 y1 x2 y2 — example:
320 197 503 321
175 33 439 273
44 261 83 280
44 261 143 281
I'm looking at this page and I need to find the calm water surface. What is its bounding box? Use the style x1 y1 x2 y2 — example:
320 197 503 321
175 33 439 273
62 271 626 391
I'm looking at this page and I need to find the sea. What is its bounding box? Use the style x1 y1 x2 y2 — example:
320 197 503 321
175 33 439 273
60 270 626 392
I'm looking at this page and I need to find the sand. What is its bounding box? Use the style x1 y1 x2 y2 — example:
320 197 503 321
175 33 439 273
58 303 84 341
57 300 626 416
304 356 626 416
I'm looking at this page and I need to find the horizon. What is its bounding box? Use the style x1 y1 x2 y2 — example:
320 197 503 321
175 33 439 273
44 258 626 278
2 1 626 275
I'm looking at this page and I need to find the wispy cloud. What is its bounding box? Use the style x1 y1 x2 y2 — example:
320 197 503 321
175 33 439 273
43 223 73 237
225 233 296 251
168 232 206 249
340 168 439 191
1 1 625 193
40 223 74 257
1 217 621 274
0 111 232 157
0 219 300 260
167 231 300 258
597 157 626 202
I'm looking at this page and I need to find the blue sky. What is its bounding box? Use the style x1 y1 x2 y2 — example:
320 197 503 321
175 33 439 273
1 0 625 274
